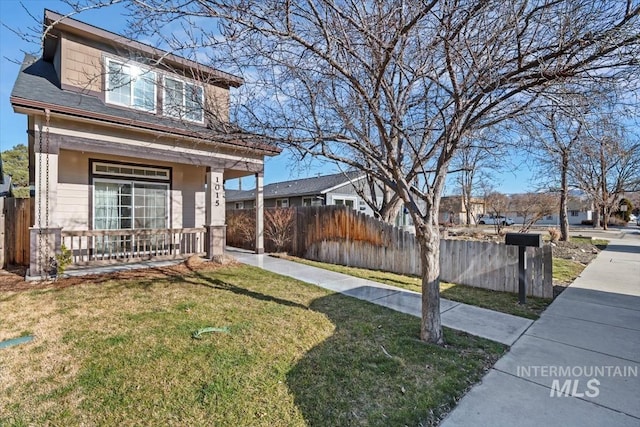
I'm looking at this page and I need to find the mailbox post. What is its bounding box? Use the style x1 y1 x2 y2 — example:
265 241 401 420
505 233 542 304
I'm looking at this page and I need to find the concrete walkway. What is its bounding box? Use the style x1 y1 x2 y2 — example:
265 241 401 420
229 248 532 346
442 229 640 426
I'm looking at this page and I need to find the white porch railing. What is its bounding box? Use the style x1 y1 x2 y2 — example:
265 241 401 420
60 228 206 266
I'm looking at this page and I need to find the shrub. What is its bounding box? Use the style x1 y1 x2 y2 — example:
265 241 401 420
548 228 560 243
264 208 295 252
55 244 73 277
616 198 633 222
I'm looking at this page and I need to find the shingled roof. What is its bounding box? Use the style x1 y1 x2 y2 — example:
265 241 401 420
226 171 365 201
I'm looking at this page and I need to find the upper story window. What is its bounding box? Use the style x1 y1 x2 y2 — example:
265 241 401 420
164 76 204 123
105 58 157 112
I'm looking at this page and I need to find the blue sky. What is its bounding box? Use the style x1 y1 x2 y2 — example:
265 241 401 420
0 0 535 193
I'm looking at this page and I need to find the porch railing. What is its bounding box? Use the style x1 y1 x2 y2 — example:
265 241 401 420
60 227 206 266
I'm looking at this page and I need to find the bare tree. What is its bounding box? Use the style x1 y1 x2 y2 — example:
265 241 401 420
56 0 640 344
484 192 512 235
572 118 640 229
450 132 504 226
511 193 558 233
523 95 586 240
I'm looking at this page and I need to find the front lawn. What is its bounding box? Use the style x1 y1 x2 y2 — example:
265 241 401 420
0 263 505 426
277 255 551 319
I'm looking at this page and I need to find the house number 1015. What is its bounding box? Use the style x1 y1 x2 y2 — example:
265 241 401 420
215 176 221 206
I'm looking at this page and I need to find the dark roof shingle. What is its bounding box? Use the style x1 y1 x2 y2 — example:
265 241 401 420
226 171 364 201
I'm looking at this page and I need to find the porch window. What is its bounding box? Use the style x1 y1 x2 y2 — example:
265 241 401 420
164 76 204 123
333 197 356 209
302 196 322 206
276 198 289 208
105 58 156 112
94 181 168 230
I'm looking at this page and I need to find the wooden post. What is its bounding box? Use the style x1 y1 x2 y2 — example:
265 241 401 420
0 198 5 269
204 167 225 259
255 172 264 254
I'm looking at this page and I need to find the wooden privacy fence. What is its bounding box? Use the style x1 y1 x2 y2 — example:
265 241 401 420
2 197 34 267
226 206 553 298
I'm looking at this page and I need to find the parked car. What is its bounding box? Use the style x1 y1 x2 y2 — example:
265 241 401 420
477 214 515 226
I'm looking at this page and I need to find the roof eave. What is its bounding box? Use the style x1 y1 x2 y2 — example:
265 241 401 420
320 174 366 194
11 96 281 156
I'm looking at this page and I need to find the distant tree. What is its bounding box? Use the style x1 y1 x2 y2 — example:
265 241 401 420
511 193 558 233
616 198 633 222
2 144 29 197
571 117 640 230
2 144 28 187
523 93 587 241
484 192 511 235
451 133 504 226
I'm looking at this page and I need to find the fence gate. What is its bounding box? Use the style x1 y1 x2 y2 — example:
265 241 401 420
3 198 33 267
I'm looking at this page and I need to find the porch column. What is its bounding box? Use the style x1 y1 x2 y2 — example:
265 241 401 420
204 168 226 259
29 115 61 278
255 171 264 254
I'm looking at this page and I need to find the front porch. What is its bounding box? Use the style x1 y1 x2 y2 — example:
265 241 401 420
61 227 207 266
23 114 272 279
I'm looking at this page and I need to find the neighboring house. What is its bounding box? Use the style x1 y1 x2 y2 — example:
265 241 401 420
0 155 13 197
10 9 279 277
438 196 485 225
508 196 593 226
226 171 376 214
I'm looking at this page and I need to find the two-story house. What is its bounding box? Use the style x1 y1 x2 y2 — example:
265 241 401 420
10 10 279 278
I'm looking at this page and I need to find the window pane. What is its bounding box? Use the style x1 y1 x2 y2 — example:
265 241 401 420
164 78 183 118
107 62 131 106
185 83 204 122
133 70 156 111
95 182 132 230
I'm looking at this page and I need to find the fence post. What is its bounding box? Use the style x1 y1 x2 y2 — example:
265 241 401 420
543 244 553 298
0 198 5 269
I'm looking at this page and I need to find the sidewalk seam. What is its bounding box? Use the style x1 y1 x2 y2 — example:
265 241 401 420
492 367 640 420
522 333 640 364
539 312 640 332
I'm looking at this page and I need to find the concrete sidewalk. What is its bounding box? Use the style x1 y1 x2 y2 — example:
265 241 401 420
442 231 640 426
229 248 532 346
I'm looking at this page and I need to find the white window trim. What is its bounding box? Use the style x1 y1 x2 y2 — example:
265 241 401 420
93 177 170 230
93 162 170 181
162 75 205 124
235 201 244 210
104 57 157 113
330 195 358 209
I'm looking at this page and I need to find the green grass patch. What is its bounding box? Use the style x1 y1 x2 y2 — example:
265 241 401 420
570 236 609 249
277 255 551 319
0 264 505 426
553 258 586 284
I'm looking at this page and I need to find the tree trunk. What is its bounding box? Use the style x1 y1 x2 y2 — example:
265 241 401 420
415 221 444 345
559 152 570 241
602 205 610 230
592 205 601 229
380 196 404 224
